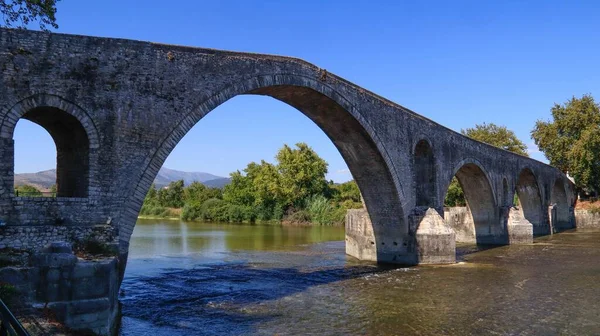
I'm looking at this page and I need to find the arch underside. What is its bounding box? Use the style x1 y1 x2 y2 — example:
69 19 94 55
124 81 408 263
414 140 435 207
454 163 503 244
551 179 570 231
516 169 547 236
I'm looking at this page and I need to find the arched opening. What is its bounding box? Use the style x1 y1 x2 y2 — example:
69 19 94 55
550 179 570 231
516 168 546 235
414 139 435 207
124 81 406 266
14 107 89 197
443 162 500 244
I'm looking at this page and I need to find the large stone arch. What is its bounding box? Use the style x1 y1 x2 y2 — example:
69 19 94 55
119 74 407 263
0 93 100 198
516 168 547 235
550 178 570 231
444 159 502 244
414 139 436 208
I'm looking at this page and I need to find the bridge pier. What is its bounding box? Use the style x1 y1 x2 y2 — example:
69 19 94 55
413 208 456 264
506 206 534 244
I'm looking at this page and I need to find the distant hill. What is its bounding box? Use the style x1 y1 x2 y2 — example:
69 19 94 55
14 167 231 190
14 169 56 191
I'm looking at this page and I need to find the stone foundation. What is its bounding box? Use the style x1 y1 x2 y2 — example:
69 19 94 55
0 224 117 250
415 208 456 264
574 209 600 229
443 207 475 243
345 209 377 261
506 207 534 244
0 242 120 335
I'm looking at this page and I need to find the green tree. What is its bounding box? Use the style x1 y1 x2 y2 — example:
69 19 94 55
15 184 41 196
461 123 529 156
444 177 465 207
531 94 600 192
0 0 60 31
158 180 185 208
276 143 328 207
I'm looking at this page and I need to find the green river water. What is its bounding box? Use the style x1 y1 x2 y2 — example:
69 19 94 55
119 219 600 335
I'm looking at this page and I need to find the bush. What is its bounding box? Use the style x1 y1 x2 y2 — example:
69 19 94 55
181 201 203 221
340 200 363 210
286 209 311 224
201 198 229 222
306 195 336 225
228 204 246 223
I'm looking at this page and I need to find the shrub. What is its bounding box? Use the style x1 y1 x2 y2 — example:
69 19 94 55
306 195 336 225
201 198 229 222
228 204 246 223
286 209 311 224
181 201 203 221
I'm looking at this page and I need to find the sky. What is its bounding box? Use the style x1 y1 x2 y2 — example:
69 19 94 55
13 0 600 182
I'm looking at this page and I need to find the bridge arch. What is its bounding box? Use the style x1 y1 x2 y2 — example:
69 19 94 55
1 94 100 198
516 168 547 235
121 74 407 263
550 178 570 231
414 139 435 207
444 159 500 244
502 177 510 207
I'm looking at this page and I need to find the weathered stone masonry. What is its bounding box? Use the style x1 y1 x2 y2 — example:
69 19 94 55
0 28 577 270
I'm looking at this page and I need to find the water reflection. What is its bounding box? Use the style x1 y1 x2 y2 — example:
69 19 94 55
121 221 600 336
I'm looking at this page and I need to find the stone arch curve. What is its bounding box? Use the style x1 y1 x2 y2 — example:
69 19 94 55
550 177 570 231
443 158 502 244
0 93 100 198
413 138 436 207
1 93 100 147
120 73 407 263
516 167 547 235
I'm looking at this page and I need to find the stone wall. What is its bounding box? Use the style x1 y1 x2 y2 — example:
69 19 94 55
0 243 120 335
345 209 376 261
443 207 475 243
574 209 600 229
0 224 117 250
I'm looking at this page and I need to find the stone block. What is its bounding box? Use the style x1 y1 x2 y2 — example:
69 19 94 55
416 208 456 264
507 207 533 244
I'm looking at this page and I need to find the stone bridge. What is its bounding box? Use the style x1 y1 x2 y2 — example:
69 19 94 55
0 29 576 270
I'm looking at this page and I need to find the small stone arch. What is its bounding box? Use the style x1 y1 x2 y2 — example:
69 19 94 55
445 159 501 244
414 139 435 207
1 94 100 198
550 178 570 231
516 168 546 235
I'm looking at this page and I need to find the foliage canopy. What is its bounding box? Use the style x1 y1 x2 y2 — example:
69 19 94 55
0 0 60 31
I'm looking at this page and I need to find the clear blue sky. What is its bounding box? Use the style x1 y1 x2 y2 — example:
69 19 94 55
13 0 600 182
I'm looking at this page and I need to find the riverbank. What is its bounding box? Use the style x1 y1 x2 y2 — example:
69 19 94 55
135 215 343 227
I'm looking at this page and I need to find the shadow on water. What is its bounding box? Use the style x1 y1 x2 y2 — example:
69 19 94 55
120 261 386 335
455 243 499 262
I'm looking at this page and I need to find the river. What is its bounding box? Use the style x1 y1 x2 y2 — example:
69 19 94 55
119 219 600 335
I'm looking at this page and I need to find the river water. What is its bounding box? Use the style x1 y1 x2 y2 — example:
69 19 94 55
119 219 600 335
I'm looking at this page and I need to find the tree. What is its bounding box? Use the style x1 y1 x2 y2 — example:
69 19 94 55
0 0 60 31
15 184 41 196
158 180 185 208
531 94 600 192
461 123 529 156
444 123 528 206
276 143 328 207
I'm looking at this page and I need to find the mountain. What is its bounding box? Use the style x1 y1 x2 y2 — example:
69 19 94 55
14 169 56 191
14 167 231 190
153 167 229 188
